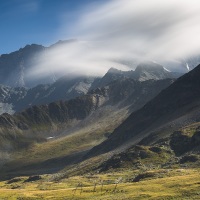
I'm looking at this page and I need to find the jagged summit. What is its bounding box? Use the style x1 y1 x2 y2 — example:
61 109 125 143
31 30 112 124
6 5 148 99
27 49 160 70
19 44 44 51
107 67 123 74
133 61 171 81
135 61 164 71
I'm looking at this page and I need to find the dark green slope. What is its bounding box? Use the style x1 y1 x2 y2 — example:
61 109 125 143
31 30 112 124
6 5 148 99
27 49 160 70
88 64 200 156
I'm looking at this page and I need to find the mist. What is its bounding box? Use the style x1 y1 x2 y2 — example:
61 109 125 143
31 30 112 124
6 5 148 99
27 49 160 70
28 0 200 79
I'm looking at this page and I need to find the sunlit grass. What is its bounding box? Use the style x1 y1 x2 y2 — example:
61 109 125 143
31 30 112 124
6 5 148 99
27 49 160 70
0 168 199 199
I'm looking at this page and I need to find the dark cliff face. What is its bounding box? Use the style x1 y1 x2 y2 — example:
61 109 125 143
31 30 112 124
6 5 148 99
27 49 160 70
90 78 174 110
0 94 98 132
0 44 45 87
88 64 200 156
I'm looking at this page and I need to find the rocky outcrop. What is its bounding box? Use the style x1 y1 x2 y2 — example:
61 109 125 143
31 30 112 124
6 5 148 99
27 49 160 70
170 130 200 156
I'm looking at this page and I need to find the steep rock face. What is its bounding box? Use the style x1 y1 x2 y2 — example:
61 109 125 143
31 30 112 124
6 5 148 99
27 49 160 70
88 64 200 156
0 94 104 155
132 62 173 81
90 78 174 110
0 76 95 114
0 94 102 132
91 67 133 89
91 61 181 90
0 44 45 87
14 76 95 112
184 55 200 71
0 85 28 114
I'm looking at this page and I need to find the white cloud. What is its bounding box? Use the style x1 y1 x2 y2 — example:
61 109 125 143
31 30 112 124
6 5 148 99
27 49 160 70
29 0 200 78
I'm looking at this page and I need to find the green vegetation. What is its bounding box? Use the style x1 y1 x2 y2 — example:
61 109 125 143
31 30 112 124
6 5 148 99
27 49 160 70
180 122 200 137
0 168 199 199
0 108 128 178
0 118 200 199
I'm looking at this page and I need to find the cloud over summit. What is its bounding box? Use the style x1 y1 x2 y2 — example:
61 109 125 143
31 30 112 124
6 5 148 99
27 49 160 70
29 0 200 78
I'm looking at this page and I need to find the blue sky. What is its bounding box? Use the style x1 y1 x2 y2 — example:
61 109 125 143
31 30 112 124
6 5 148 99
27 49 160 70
0 0 107 54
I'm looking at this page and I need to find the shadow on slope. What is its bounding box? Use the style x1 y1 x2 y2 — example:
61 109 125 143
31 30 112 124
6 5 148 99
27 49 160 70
87 64 200 158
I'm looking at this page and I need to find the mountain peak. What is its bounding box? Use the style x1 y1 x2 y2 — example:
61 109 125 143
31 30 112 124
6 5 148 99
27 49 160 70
107 67 122 74
135 61 165 72
133 61 171 81
19 44 44 51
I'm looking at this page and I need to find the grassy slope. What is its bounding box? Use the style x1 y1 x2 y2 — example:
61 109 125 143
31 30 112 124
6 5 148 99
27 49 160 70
0 108 128 177
0 168 199 199
1 117 200 199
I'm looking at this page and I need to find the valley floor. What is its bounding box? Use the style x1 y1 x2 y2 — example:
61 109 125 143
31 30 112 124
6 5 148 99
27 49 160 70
0 168 199 200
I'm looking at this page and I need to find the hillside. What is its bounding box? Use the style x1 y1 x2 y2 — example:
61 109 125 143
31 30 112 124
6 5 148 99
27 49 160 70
0 78 173 178
88 64 200 157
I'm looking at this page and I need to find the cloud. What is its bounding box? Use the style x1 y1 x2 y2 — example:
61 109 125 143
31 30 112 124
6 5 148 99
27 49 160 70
29 0 200 79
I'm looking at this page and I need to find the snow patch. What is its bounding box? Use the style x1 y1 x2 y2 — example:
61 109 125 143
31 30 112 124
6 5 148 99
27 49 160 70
186 63 190 71
47 137 54 140
0 102 15 115
163 67 171 72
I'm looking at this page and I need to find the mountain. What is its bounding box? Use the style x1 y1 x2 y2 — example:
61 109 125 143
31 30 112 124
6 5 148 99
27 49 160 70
0 77 174 178
91 61 182 90
0 40 79 88
0 77 173 168
0 41 182 89
0 62 178 115
132 62 177 81
0 76 95 114
2 39 199 90
0 77 174 136
183 54 200 71
0 44 46 87
96 121 200 173
0 85 28 114
88 64 200 157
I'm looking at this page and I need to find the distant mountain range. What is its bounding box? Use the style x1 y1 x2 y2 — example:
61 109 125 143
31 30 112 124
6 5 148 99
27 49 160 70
0 76 95 114
0 40 76 88
1 40 200 88
0 77 173 139
0 61 181 115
